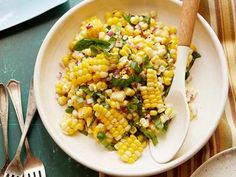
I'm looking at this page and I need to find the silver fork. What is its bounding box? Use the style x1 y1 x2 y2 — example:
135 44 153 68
4 79 45 177
0 84 10 177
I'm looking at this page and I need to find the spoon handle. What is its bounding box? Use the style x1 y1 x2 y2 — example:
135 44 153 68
0 84 10 162
178 0 200 46
6 79 32 154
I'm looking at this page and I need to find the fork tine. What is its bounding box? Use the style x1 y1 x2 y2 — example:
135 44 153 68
38 171 42 177
24 172 31 177
38 169 45 177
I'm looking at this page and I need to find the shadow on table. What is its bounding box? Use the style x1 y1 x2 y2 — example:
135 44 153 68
0 2 70 39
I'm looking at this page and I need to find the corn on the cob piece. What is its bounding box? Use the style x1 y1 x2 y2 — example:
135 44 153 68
60 113 85 135
114 135 144 163
93 104 131 141
141 69 163 109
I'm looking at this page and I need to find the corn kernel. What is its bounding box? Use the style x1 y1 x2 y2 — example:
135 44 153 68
150 110 157 116
58 96 67 106
124 88 135 96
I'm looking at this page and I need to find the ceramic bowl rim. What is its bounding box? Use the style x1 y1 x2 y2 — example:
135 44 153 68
34 0 228 176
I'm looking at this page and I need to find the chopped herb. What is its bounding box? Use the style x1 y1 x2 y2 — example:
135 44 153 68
155 118 164 129
155 119 169 133
123 14 132 25
127 96 139 112
92 92 105 102
143 56 150 66
143 56 154 69
102 102 110 109
79 129 88 136
185 51 201 79
127 95 142 116
122 38 127 45
127 103 138 112
108 37 117 50
88 115 96 127
139 127 158 146
97 132 106 140
130 62 142 74
164 122 169 132
103 141 115 151
142 15 151 27
164 86 170 96
80 86 94 96
114 25 122 33
65 106 74 113
96 131 115 150
192 51 201 59
110 75 142 88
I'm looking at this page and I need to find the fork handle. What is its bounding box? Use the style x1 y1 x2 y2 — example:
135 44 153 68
7 80 32 154
15 79 37 158
0 83 10 162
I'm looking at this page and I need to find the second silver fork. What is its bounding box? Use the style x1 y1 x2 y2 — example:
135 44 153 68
6 79 46 177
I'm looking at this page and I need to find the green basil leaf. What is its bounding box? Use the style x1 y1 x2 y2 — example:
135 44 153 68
110 77 133 87
90 45 100 57
74 38 111 51
110 75 142 88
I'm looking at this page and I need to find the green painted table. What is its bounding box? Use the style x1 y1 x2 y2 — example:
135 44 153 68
0 1 98 177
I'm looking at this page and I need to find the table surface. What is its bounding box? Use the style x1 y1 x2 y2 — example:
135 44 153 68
0 1 98 177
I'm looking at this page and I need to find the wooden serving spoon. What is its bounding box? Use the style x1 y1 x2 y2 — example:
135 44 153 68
149 0 201 163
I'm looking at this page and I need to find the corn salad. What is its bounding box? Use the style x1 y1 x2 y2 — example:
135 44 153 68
56 10 200 163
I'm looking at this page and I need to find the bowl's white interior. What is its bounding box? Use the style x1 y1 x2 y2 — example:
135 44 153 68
34 0 228 176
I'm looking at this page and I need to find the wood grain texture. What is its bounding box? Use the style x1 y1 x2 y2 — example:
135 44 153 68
179 0 201 46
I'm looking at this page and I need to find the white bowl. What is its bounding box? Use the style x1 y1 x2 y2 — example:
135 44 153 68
191 147 236 177
34 0 228 176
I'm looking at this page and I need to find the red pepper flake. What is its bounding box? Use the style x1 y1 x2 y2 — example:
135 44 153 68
152 27 158 33
86 24 93 29
141 31 147 38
